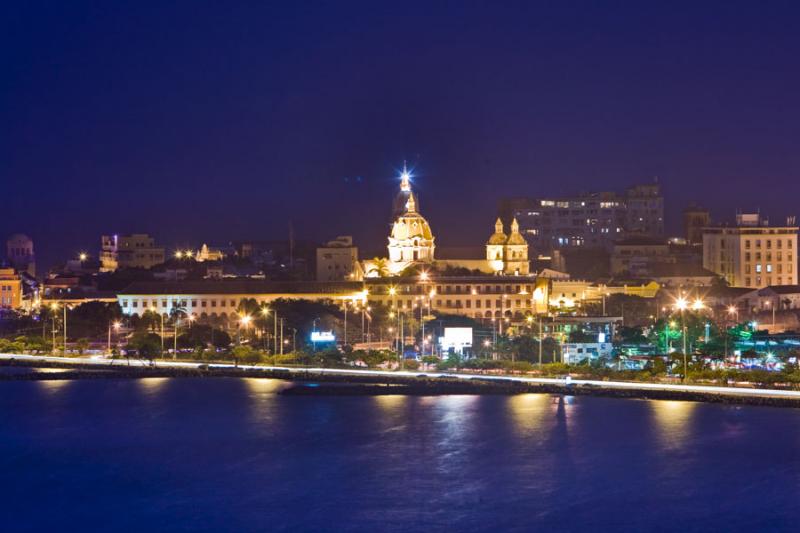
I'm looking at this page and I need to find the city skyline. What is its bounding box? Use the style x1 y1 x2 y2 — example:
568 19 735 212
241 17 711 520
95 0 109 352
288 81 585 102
4 2 800 267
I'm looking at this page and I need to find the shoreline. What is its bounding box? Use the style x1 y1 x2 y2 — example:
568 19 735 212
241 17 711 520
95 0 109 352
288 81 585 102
3 357 800 408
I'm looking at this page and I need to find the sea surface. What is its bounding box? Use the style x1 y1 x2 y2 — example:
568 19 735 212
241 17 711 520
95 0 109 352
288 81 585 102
0 377 798 532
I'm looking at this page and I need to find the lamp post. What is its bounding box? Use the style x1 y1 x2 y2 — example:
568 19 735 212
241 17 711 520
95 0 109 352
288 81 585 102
427 289 435 357
150 305 165 356
366 307 372 351
675 296 688 381
725 306 738 361
389 286 398 353
274 309 279 355
108 320 121 355
63 303 68 354
343 300 348 347
50 303 59 354
238 314 252 346
260 307 270 351
538 316 543 366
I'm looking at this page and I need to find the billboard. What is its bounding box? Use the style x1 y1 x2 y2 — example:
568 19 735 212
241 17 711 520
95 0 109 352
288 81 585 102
310 331 336 343
439 327 473 354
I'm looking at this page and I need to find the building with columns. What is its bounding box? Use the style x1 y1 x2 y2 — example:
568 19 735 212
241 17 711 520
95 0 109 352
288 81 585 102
117 276 658 325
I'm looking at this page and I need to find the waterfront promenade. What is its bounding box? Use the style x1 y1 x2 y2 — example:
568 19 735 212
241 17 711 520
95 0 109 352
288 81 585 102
3 353 800 405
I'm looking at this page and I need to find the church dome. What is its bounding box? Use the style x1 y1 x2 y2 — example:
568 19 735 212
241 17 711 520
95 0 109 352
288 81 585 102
506 232 527 245
392 212 434 241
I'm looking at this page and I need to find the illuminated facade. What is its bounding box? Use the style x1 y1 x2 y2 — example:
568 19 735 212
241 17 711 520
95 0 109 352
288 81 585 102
366 165 531 277
485 218 529 275
703 214 798 288
0 268 22 310
386 167 435 272
116 277 658 326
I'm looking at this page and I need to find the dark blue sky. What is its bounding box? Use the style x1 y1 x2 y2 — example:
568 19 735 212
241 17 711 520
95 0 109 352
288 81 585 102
3 1 800 267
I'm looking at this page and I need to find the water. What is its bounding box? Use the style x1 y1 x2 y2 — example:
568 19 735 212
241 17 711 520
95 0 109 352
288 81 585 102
0 378 798 532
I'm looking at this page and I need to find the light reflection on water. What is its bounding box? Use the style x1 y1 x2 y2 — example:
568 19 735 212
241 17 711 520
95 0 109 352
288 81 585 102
36 368 71 374
244 377 289 397
1 378 797 531
136 377 170 396
373 394 407 414
34 379 71 394
651 399 697 449
508 393 550 435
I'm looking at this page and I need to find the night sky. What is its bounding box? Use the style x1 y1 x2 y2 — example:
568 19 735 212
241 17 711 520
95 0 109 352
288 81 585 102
3 1 800 268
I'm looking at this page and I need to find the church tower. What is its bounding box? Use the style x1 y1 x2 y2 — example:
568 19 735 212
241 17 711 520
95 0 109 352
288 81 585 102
486 218 507 272
504 218 530 275
386 164 435 272
485 217 530 275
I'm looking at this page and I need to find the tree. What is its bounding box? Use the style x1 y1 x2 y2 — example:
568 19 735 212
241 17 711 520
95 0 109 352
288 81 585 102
231 345 262 366
366 258 390 278
67 301 123 339
128 332 162 364
617 326 647 344
75 338 90 355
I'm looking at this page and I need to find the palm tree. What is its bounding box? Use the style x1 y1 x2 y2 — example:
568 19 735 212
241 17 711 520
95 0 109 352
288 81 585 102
367 257 390 278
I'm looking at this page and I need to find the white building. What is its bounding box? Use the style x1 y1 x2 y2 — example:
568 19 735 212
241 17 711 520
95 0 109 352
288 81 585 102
703 213 798 288
317 236 362 281
562 342 614 364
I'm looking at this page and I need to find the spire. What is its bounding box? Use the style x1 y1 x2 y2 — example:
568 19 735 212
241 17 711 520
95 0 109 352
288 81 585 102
495 217 504 234
511 217 520 234
400 161 411 192
405 192 417 213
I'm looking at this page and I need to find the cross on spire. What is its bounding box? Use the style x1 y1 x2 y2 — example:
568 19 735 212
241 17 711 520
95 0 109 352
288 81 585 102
400 160 411 192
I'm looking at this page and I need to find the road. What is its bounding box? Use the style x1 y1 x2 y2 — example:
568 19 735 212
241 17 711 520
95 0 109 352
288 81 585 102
2 352 800 400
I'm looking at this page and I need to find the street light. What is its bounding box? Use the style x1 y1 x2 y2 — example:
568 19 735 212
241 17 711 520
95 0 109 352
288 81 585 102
239 314 252 345
49 303 59 354
150 305 165 355
108 320 122 355
78 252 88 262
674 296 689 381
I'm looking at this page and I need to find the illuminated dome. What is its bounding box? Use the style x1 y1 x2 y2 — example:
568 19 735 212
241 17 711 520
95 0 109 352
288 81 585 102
387 167 435 268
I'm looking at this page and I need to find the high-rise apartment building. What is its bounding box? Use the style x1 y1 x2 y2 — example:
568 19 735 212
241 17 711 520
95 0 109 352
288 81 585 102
499 182 664 252
703 213 798 288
